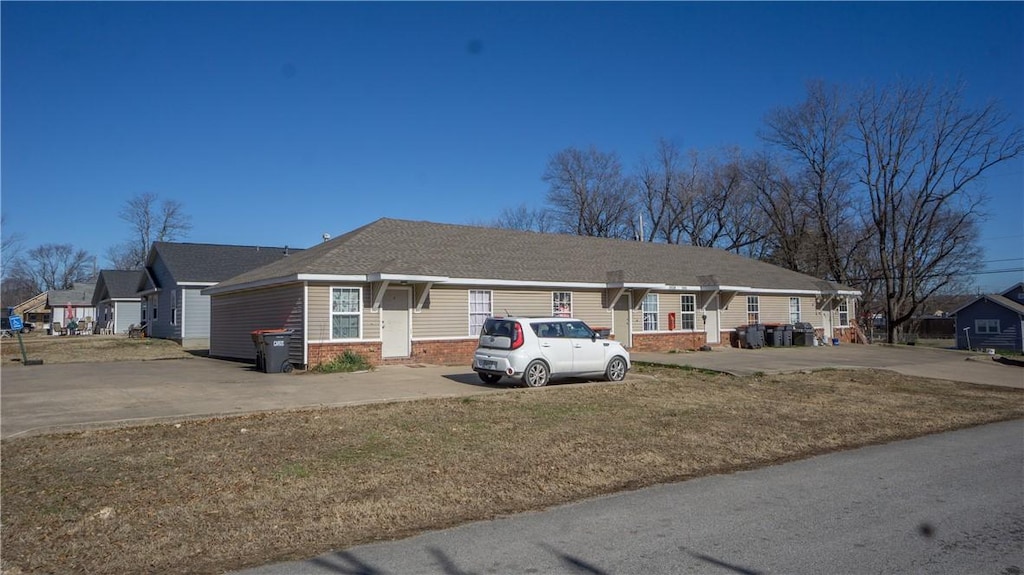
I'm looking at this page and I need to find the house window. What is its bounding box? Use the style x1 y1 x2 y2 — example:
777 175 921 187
552 292 572 317
976 319 1000 334
642 293 659 331
747 296 760 324
469 290 492 335
789 297 801 324
838 299 850 327
141 300 147 321
152 295 158 323
331 287 361 339
170 290 177 326
680 294 696 330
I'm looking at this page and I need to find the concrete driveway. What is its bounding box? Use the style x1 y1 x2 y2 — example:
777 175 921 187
3 344 1020 439
0 358 506 439
633 344 1024 389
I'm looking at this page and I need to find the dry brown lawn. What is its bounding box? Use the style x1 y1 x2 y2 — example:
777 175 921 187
2 366 1022 575
0 332 192 364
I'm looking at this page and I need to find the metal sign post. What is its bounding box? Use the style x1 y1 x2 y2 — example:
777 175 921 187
8 315 42 365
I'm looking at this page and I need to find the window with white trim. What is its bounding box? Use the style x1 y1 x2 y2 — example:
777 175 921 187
680 294 696 330
141 300 147 321
747 296 760 324
170 289 177 326
331 287 361 339
642 293 659 331
469 290 492 335
976 319 1000 334
552 292 572 317
789 297 801 324
838 299 849 327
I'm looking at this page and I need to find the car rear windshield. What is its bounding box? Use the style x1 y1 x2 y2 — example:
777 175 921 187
479 318 516 349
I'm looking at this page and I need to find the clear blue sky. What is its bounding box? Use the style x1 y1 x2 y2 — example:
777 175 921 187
3 2 1022 292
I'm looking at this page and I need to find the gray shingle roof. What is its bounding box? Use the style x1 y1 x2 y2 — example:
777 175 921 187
150 242 303 284
951 294 1024 317
212 218 857 294
47 283 96 306
92 270 145 305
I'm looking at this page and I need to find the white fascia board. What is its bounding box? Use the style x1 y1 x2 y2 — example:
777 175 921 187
137 287 161 296
368 273 449 283
296 274 369 283
177 282 217 287
606 282 670 290
448 277 609 289
202 275 304 296
715 286 827 296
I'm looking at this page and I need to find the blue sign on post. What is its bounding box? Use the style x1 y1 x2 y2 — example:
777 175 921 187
8 315 23 331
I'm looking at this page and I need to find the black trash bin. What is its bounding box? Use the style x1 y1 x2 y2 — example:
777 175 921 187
745 323 765 349
793 322 815 346
779 324 794 347
251 330 268 372
765 324 782 347
261 330 295 373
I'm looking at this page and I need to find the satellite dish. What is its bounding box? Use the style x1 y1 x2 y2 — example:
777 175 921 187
322 233 331 242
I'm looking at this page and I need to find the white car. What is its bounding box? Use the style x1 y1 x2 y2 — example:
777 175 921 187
472 317 631 387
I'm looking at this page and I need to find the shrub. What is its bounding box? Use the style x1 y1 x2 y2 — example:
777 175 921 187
312 350 372 373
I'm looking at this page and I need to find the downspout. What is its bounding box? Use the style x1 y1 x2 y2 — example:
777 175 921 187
303 282 309 367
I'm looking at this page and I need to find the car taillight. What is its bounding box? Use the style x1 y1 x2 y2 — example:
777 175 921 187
511 322 524 350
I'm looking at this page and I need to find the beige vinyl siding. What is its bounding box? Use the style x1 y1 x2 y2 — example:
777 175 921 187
571 291 612 329
720 294 819 328
413 287 613 339
413 287 471 339
209 284 304 362
307 284 378 341
758 296 790 324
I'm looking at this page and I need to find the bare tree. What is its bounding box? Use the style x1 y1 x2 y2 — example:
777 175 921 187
676 150 765 252
490 203 555 233
1 214 24 279
853 81 1024 343
761 80 862 284
8 244 93 293
542 146 634 238
106 193 192 269
634 139 693 242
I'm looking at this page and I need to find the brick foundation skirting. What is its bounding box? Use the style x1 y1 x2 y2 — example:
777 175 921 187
307 339 478 368
630 332 707 352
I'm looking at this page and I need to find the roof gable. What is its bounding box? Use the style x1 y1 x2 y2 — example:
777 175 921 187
147 242 304 284
951 293 1024 317
211 218 858 294
93 270 145 304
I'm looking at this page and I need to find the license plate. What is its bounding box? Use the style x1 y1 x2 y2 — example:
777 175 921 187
481 360 496 370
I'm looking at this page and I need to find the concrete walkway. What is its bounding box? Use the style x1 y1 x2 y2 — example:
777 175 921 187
633 344 1024 389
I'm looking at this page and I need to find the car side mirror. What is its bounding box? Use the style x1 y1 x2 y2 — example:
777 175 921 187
591 333 598 342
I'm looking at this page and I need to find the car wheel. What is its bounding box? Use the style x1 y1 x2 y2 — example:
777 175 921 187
478 373 502 384
522 360 550 387
605 356 627 382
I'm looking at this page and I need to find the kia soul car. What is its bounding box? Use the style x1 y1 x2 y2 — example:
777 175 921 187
472 317 631 387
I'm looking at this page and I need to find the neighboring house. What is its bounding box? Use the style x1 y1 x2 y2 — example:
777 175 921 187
203 218 861 369
46 283 96 333
137 242 302 348
951 283 1024 352
10 291 50 330
91 270 145 335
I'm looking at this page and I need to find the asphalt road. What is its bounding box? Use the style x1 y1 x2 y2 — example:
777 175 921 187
236 419 1024 575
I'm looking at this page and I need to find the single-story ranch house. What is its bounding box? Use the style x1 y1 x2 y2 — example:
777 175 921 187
203 218 861 369
92 270 144 335
137 241 302 348
951 283 1024 353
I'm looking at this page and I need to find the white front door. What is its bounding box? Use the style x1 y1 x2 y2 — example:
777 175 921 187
381 288 411 358
822 300 833 340
705 294 720 344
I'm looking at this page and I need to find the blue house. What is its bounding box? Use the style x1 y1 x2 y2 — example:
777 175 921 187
951 283 1024 352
